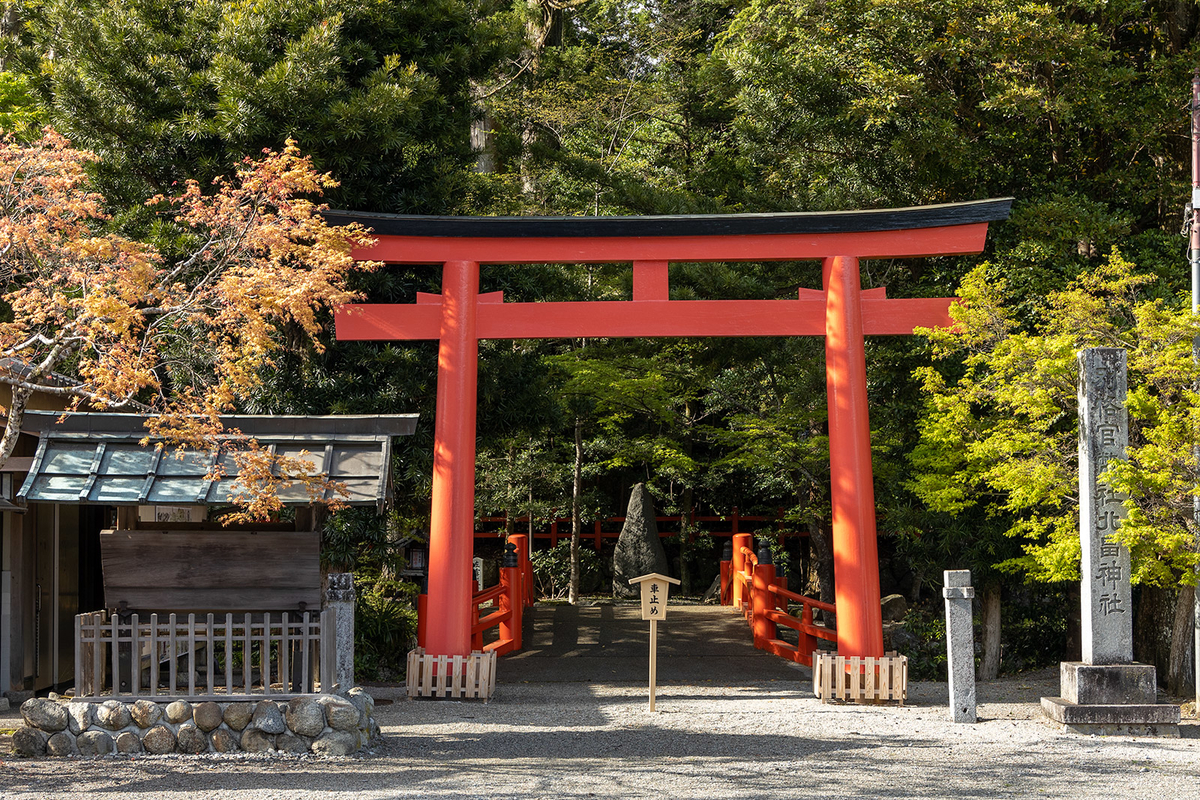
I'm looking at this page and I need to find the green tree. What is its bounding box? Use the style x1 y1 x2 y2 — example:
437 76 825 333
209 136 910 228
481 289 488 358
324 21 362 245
28 0 500 215
912 251 1200 688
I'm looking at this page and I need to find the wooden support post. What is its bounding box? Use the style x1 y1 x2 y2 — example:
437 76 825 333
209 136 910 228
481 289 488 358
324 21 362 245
508 533 533 607
499 541 522 650
731 533 751 609
799 604 816 665
417 594 428 649
649 618 658 712
752 545 776 646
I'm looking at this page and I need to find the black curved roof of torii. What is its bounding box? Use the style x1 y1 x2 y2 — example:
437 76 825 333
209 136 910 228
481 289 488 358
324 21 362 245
323 198 1013 239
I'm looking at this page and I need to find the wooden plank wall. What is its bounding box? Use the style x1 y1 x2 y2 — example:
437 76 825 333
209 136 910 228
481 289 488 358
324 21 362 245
100 529 322 612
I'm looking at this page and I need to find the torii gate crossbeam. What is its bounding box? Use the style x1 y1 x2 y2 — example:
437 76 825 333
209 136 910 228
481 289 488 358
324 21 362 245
328 199 1012 664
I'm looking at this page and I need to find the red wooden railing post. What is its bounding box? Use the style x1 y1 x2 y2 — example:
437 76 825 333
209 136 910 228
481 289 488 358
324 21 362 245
731 533 752 609
509 533 534 607
752 541 777 646
775 568 789 614
799 603 816 664
719 539 733 606
417 593 429 649
499 541 523 651
471 566 484 652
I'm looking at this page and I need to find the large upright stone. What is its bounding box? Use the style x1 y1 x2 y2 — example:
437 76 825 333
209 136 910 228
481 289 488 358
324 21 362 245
325 573 356 691
1078 347 1133 665
612 483 670 599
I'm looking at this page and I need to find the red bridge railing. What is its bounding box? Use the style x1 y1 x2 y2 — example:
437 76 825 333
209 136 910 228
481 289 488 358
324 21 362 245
475 507 807 548
418 535 534 657
721 532 836 666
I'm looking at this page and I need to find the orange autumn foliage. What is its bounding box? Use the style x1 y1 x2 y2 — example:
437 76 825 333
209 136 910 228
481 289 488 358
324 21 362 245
0 129 378 520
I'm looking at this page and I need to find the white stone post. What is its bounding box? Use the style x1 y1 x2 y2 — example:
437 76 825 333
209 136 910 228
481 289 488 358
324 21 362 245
943 569 976 723
325 573 356 691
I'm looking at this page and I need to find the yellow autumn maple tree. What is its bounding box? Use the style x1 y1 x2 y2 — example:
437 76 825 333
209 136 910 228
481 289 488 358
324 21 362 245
0 129 377 519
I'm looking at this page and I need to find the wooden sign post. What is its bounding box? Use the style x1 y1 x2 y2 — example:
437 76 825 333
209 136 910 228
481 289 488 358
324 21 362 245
629 573 681 711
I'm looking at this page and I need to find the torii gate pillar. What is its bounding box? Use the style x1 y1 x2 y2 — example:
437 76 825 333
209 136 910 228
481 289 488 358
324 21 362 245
824 255 883 656
426 260 480 657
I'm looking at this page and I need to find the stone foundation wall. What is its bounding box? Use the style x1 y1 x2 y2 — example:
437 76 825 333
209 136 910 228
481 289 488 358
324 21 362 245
12 688 379 758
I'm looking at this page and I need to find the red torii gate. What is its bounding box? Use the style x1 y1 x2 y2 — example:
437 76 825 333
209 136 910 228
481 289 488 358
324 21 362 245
328 199 1011 663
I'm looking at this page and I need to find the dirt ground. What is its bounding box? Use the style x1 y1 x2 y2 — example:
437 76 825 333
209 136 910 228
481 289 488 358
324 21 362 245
2 605 1197 799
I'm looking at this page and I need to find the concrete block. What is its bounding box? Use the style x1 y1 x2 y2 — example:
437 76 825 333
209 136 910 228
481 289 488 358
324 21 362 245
1060 661 1157 706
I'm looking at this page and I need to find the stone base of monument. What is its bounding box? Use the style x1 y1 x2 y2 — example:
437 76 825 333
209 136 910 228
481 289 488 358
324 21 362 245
1041 662 1180 736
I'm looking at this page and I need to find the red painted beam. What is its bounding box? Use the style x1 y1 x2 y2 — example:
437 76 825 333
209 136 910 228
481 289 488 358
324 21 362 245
351 224 991 264
335 297 954 341
632 261 670 301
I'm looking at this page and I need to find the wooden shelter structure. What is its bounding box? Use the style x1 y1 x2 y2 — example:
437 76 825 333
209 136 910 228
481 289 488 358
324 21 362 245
326 199 1011 669
2 411 416 698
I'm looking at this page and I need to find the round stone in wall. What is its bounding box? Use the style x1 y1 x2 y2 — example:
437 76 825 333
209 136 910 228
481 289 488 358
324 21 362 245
321 698 360 732
21 698 68 732
130 699 162 728
250 700 286 734
177 723 208 754
210 728 239 753
276 732 310 753
115 731 143 754
223 702 253 731
77 730 115 757
346 687 374 717
12 726 48 757
142 725 177 755
46 731 77 756
165 700 193 724
193 702 223 732
240 727 276 753
311 730 356 756
67 702 94 735
97 700 132 731
285 698 325 737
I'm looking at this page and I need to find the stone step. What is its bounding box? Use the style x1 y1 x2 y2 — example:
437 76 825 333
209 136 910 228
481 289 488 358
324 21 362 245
1041 696 1180 736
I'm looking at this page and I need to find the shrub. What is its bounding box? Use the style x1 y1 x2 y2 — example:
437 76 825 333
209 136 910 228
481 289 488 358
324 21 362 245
529 541 602 599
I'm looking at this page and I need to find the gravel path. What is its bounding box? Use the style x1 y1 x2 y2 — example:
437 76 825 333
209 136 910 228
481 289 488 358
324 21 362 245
2 605 1197 799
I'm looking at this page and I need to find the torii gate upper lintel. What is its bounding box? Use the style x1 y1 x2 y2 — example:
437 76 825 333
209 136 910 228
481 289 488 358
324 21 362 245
328 198 1013 662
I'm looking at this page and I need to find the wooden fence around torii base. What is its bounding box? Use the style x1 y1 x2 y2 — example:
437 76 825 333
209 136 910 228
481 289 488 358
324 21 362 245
328 199 1012 671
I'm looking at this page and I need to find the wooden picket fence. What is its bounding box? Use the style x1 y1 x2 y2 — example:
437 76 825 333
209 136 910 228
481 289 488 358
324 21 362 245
75 609 336 702
406 648 496 700
813 651 907 704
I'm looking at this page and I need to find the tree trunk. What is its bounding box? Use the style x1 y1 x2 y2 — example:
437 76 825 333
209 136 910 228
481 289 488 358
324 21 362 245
908 564 924 605
679 484 693 595
979 583 1002 680
0 384 31 467
808 518 835 628
1134 585 1174 683
568 415 582 605
1168 584 1195 696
